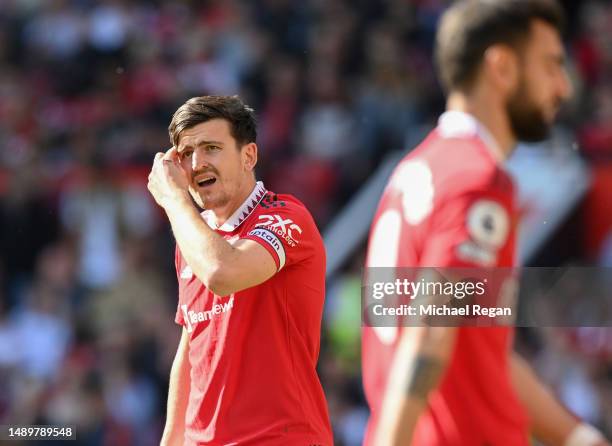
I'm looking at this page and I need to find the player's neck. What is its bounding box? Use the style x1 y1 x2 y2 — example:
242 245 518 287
209 177 257 227
446 92 516 159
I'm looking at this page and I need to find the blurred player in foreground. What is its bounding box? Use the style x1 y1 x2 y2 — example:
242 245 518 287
362 1 610 445
147 95 332 445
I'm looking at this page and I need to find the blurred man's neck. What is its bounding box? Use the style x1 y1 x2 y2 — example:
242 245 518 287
446 88 517 159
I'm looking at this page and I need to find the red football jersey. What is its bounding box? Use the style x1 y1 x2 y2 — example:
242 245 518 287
175 181 332 445
362 112 529 445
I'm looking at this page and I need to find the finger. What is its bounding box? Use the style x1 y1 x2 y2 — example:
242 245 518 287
153 153 164 169
153 152 170 172
163 146 179 161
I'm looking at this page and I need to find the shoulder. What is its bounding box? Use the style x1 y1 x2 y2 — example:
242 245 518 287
257 192 307 211
249 191 322 247
256 192 317 224
396 135 514 200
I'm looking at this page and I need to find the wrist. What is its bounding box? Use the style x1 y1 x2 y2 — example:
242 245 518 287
164 191 193 214
161 423 185 446
565 423 604 446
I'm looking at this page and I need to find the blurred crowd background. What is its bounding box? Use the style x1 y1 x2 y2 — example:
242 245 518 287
0 0 611 445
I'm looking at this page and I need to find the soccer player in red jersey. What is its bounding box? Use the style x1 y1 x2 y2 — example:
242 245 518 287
362 1 610 445
147 96 332 445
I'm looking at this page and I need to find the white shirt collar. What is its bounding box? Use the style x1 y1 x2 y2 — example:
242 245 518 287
437 111 505 163
202 181 267 232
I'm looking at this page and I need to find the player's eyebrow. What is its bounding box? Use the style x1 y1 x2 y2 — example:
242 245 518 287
179 140 225 152
196 140 224 147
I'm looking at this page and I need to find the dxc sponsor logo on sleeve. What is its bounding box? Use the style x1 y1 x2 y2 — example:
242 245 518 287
255 214 302 247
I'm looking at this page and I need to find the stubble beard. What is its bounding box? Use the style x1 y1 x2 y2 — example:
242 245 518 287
190 186 230 211
506 77 556 143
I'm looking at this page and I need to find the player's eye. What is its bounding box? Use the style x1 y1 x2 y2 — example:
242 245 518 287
207 145 221 152
181 150 193 159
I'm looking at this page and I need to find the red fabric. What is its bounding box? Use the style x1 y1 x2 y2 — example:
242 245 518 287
174 190 332 446
579 123 612 156
362 129 529 445
580 163 612 259
573 36 601 85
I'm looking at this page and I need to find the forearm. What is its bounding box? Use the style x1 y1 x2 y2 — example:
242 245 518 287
510 353 578 445
162 330 191 446
165 195 237 294
376 326 457 446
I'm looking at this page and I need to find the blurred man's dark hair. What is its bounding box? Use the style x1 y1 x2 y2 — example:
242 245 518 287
169 95 257 148
435 0 565 93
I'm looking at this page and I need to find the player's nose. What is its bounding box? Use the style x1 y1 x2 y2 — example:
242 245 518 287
192 147 210 171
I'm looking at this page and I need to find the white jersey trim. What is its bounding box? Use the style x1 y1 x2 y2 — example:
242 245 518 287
201 181 267 232
438 111 505 164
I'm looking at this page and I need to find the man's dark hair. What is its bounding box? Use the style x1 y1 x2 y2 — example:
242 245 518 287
435 0 565 93
169 95 257 148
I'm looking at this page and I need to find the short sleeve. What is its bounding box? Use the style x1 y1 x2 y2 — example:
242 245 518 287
241 200 317 272
421 185 514 268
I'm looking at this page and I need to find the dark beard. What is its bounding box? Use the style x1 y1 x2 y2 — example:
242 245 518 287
506 81 553 143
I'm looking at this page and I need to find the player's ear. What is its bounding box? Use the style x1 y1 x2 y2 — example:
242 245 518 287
484 44 519 95
241 142 258 172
